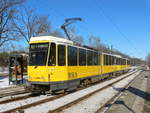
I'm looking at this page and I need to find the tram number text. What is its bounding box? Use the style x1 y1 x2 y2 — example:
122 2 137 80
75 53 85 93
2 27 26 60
68 72 77 79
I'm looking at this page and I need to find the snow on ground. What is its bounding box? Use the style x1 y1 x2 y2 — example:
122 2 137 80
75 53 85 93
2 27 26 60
0 76 11 88
129 66 137 70
0 67 9 75
24 70 140 113
0 67 10 88
0 76 28 89
0 66 28 88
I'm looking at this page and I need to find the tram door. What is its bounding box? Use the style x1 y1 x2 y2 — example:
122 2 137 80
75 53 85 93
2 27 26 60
9 55 24 85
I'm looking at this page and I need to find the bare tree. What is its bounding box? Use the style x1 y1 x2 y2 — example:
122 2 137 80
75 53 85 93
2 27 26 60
67 27 84 44
89 35 101 48
50 29 64 38
35 16 51 35
88 35 131 58
0 0 24 47
146 53 150 64
13 9 51 43
88 35 109 52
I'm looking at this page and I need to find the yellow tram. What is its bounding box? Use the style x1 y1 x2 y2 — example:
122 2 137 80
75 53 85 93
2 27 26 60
27 36 130 92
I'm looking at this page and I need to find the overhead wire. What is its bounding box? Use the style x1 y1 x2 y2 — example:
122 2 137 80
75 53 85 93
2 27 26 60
93 0 142 57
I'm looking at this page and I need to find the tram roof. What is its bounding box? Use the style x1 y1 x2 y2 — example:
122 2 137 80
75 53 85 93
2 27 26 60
30 36 129 60
30 36 73 45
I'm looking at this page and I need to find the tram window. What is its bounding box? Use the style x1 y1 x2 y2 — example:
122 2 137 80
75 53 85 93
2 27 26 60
29 43 49 66
79 48 86 66
103 55 105 65
109 55 112 65
58 45 66 66
113 56 115 65
118 58 119 65
98 53 101 65
111 56 113 65
118 58 120 65
115 58 117 65
108 56 111 65
87 50 93 65
112 56 115 65
104 55 108 65
104 55 107 65
68 46 77 66
93 52 98 65
120 59 121 65
117 58 119 65
48 43 56 66
116 58 118 65
120 59 122 65
127 60 130 65
106 55 109 65
104 55 106 65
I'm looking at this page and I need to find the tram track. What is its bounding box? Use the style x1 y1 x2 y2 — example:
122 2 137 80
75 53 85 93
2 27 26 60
23 70 140 113
0 85 28 98
0 93 32 104
1 94 66 113
0 85 24 91
0 70 134 103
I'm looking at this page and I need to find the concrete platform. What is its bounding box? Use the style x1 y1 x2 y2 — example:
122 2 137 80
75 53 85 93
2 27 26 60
106 71 150 113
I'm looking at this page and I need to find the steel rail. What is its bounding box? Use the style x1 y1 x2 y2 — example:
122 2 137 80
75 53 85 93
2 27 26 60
0 93 32 104
1 94 66 113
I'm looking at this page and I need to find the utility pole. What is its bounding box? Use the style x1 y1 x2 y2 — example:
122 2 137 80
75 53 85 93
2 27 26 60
111 45 113 54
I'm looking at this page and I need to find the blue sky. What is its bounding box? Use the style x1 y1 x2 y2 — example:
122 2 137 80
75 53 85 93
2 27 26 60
24 0 150 59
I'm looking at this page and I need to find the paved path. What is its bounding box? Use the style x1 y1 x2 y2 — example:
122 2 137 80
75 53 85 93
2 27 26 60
106 71 150 113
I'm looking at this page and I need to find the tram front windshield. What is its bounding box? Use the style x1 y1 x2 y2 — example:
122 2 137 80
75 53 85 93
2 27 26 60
29 43 49 66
